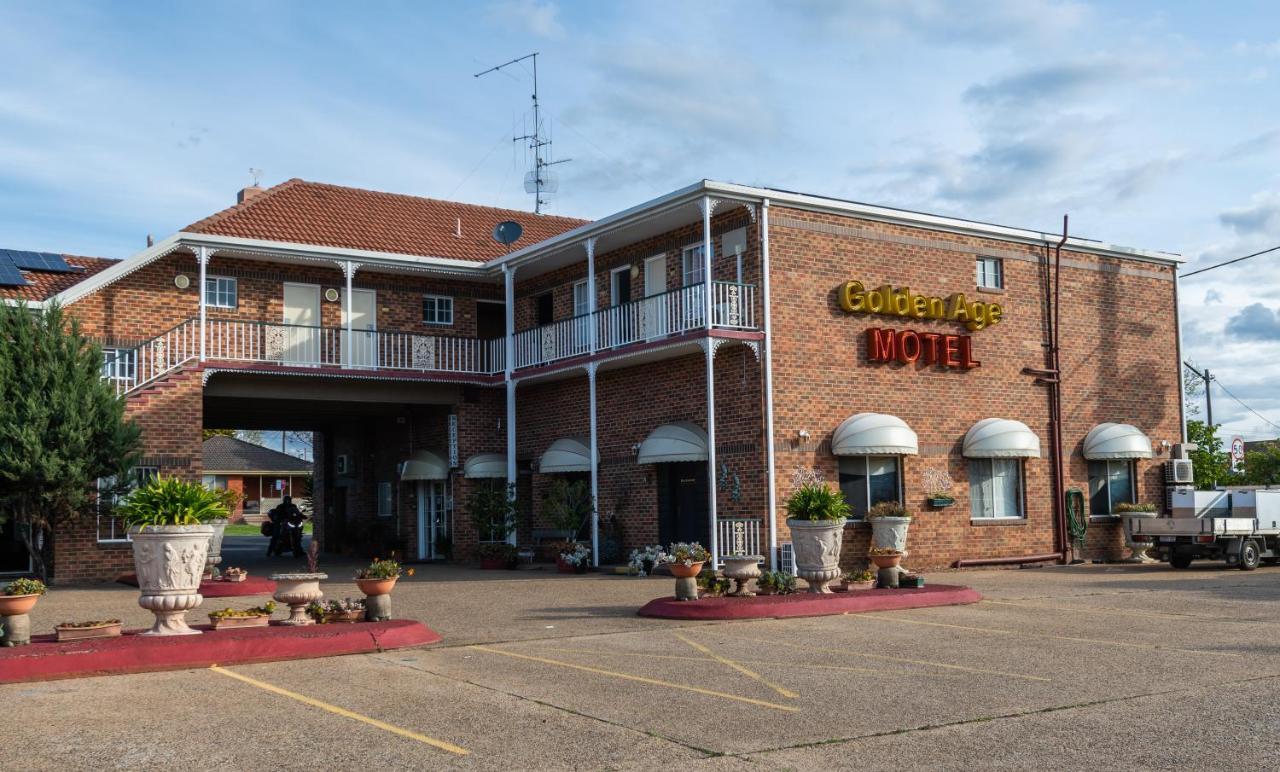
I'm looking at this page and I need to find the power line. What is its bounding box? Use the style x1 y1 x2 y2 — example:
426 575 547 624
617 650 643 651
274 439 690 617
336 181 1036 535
1214 378 1280 434
1181 243 1280 278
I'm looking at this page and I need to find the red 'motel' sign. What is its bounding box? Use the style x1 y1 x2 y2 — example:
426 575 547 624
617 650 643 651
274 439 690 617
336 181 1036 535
866 328 980 370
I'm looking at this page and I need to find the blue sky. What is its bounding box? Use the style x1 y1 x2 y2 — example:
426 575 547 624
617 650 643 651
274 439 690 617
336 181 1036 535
2 0 1279 440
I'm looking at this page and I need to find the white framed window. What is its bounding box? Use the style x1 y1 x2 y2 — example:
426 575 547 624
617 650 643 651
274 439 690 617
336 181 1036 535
422 295 454 325
101 348 137 382
837 456 902 518
681 244 711 286
205 276 238 308
969 459 1024 519
96 466 159 542
572 280 590 317
202 474 228 490
976 257 1004 289
377 481 393 517
1088 460 1135 515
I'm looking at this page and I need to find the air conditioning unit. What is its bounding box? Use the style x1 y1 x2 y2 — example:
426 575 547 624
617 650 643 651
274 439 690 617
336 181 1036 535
335 454 351 475
1165 459 1194 485
779 542 796 575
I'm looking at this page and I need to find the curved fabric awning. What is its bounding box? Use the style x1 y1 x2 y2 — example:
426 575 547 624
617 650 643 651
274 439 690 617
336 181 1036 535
1083 423 1153 460
637 422 708 464
963 418 1041 458
463 452 507 479
831 413 919 456
538 437 597 474
400 449 448 481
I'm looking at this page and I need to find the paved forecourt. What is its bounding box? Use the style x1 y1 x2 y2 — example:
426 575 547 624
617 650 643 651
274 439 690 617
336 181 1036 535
7 563 1280 769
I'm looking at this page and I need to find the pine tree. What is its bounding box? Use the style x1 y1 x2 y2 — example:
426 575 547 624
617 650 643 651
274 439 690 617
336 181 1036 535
0 302 141 580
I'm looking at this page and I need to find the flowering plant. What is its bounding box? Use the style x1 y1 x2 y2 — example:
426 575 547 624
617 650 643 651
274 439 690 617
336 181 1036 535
4 577 46 596
356 558 402 580
628 545 667 575
560 543 591 567
307 597 365 623
662 542 710 567
845 569 876 583
209 602 276 619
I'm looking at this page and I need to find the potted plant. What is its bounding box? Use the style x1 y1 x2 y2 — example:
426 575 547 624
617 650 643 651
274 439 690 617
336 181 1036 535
560 543 591 574
54 619 123 642
1116 502 1159 563
0 577 46 618
468 481 516 550
869 545 904 569
551 539 579 573
628 545 666 576
785 482 850 593
207 602 276 630
844 568 877 591
542 478 593 553
478 542 518 570
355 558 403 597
696 567 731 597
662 542 710 577
221 566 248 583
757 570 797 596
866 501 912 553
117 476 229 636
272 540 327 626
307 598 366 624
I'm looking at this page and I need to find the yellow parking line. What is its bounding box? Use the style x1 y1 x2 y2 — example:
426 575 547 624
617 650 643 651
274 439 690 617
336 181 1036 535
209 666 469 756
674 632 799 699
537 646 887 675
848 614 1242 657
469 645 800 712
984 599 1280 625
736 635 1051 682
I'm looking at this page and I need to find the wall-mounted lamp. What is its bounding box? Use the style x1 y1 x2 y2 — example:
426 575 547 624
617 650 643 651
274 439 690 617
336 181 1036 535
324 288 340 302
629 264 640 280
630 442 641 456
797 429 811 443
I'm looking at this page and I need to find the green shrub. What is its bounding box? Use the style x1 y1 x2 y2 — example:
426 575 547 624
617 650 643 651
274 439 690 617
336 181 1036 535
4 577 46 596
468 481 516 542
757 570 797 594
1114 502 1157 513
784 482 851 521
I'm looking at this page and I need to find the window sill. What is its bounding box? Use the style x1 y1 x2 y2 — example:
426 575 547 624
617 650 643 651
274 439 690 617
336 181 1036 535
1089 515 1121 523
970 518 1026 526
975 286 1005 295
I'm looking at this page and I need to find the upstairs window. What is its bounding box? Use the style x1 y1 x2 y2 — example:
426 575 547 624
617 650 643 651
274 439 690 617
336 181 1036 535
976 257 1004 290
681 244 711 286
422 295 454 325
97 466 159 542
573 280 590 317
205 276 238 308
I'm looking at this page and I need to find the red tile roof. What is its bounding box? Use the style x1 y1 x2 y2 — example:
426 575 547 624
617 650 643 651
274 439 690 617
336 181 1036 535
184 178 587 262
0 254 118 302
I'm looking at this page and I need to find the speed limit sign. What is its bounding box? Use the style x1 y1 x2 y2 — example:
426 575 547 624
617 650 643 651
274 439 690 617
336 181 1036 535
1231 436 1245 468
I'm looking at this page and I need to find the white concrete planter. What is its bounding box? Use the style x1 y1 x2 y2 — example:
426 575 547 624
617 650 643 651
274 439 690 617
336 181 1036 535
786 518 846 594
722 555 763 597
130 524 214 636
1123 512 1158 563
869 516 911 552
205 518 228 578
272 573 327 625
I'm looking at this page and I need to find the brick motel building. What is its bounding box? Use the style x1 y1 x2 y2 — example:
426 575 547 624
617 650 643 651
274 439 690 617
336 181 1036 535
0 179 1186 583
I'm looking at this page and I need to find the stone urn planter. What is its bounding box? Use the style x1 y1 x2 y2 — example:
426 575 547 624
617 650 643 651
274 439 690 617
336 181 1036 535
787 517 847 594
721 556 763 597
1123 511 1159 563
869 516 911 552
356 577 398 597
131 524 214 636
205 518 228 580
271 573 327 626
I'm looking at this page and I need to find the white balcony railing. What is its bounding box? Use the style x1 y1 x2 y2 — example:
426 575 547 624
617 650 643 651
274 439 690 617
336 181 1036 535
717 518 763 562
102 319 200 396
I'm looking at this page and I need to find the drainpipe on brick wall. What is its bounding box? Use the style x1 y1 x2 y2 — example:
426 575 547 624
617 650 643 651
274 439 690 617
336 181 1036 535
1173 269 1187 443
1052 218 1069 561
760 199 778 570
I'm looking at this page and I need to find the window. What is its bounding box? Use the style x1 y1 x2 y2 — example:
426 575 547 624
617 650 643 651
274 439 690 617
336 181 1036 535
377 481 393 517
422 295 454 325
202 475 228 490
968 459 1024 519
205 276 238 308
97 466 159 542
976 257 1003 289
610 266 631 305
101 348 137 382
681 244 711 286
838 456 901 518
572 280 590 317
1088 460 1135 515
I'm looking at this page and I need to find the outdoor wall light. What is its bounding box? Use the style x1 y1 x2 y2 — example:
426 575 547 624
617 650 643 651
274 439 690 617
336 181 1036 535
173 274 190 289
324 288 340 302
629 264 640 280
797 429 811 442
630 442 641 455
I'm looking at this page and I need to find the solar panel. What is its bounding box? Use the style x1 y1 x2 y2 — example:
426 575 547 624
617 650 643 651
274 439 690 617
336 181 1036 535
0 261 29 286
6 250 74 273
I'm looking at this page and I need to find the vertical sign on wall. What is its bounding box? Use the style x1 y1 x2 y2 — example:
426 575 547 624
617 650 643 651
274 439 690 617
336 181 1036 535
448 414 459 468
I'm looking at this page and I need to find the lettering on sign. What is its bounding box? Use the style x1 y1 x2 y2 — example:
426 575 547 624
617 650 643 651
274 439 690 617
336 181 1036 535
838 282 1004 331
867 328 980 370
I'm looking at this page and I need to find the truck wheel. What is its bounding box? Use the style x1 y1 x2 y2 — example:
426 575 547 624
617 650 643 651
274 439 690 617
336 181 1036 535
1240 540 1261 571
1169 550 1193 569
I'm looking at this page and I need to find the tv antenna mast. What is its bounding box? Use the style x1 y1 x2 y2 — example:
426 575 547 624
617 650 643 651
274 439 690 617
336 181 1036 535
475 52 570 214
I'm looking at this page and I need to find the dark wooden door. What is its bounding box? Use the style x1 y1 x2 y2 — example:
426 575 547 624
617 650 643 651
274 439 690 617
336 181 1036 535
658 462 709 546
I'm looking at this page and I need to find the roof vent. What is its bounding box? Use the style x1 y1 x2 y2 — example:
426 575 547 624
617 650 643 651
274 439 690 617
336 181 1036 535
237 185 265 205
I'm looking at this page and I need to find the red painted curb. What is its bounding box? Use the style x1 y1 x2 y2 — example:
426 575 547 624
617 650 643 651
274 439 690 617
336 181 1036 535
116 574 277 598
0 620 441 685
637 584 982 620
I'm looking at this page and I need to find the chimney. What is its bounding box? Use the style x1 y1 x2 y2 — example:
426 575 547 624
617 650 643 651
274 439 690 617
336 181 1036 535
237 185 265 205
146 234 154 247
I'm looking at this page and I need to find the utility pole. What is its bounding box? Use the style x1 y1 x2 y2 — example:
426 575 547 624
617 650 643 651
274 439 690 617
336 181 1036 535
1184 362 1214 427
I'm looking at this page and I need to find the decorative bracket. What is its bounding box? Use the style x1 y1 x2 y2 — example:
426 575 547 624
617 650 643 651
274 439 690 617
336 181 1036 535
743 340 761 361
697 196 720 218
584 236 597 262
339 261 362 279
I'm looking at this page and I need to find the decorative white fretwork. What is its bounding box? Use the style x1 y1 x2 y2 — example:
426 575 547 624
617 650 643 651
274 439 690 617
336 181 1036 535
411 335 436 369
264 325 287 361
697 197 720 218
744 340 761 361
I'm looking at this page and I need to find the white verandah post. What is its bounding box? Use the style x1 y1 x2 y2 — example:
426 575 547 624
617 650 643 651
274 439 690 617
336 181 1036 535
585 238 600 567
761 199 778 570
699 196 719 566
343 261 355 367
197 246 208 362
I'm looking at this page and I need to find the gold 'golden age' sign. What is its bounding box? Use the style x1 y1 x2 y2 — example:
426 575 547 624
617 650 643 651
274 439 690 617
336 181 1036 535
837 281 1004 331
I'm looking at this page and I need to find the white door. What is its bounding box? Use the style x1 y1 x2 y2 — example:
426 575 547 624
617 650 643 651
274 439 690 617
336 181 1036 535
343 288 377 367
643 255 667 339
282 283 321 364
416 481 447 560
416 481 428 560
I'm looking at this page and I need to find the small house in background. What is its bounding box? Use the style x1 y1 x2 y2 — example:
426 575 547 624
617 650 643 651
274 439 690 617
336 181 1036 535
201 436 312 523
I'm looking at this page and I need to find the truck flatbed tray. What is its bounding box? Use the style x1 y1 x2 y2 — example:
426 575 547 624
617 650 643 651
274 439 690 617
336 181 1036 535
1133 517 1280 538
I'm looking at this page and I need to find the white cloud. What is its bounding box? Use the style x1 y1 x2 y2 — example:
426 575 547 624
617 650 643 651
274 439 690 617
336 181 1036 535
486 0 565 39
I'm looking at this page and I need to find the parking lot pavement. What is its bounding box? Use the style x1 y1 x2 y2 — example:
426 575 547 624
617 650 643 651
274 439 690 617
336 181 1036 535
8 563 1280 770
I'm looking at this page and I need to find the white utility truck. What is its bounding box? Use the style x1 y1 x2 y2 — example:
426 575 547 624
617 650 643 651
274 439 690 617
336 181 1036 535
1136 489 1280 570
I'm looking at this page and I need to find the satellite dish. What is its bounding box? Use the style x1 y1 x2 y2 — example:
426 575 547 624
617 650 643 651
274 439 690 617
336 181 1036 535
493 221 524 245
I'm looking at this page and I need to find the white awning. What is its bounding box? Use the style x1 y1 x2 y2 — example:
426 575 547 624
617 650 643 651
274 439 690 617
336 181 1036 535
463 453 507 479
538 437 597 474
1083 423 1153 460
831 413 919 456
963 418 1041 458
637 422 708 464
400 449 448 481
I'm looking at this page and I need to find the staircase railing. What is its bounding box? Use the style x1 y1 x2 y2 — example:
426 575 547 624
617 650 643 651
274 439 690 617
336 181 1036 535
101 319 200 397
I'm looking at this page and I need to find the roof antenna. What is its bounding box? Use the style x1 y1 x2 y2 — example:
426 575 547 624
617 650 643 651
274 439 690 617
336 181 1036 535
475 53 571 215
249 167 263 187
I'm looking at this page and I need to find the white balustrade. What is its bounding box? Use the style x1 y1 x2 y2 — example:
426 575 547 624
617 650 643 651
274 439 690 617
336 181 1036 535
716 518 763 562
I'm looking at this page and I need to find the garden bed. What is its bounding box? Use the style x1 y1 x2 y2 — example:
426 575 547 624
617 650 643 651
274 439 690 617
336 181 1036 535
637 584 981 620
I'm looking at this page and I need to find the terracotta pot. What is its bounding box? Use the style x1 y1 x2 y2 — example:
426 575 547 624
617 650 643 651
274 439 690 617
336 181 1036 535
845 579 876 591
55 621 122 641
870 554 903 569
356 577 398 597
208 614 270 630
130 524 214 636
787 517 847 593
0 593 40 617
668 561 704 578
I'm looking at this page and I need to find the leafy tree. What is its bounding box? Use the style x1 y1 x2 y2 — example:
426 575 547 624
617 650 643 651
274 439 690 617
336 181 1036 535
0 303 141 579
468 481 516 542
1186 420 1235 490
541 478 593 537
1241 444 1280 486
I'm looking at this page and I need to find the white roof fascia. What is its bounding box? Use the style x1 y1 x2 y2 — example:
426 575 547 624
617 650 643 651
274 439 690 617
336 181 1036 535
51 233 185 307
176 233 490 275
